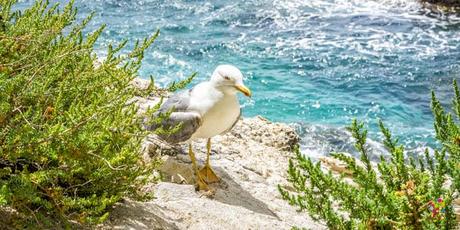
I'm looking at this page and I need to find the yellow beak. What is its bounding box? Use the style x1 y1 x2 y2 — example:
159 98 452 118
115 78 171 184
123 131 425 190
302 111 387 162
235 85 252 97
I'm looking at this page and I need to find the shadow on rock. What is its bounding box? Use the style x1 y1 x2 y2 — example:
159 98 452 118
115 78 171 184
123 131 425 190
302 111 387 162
212 167 280 220
102 200 179 230
160 156 279 219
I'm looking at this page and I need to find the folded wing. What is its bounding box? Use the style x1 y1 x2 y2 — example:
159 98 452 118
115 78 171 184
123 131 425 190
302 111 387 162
145 89 202 143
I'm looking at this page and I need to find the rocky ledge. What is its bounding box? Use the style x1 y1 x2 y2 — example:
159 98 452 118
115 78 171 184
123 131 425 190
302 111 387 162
100 80 325 229
422 0 460 8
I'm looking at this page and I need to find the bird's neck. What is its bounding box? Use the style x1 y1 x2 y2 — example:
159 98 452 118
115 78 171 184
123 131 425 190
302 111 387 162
209 82 237 97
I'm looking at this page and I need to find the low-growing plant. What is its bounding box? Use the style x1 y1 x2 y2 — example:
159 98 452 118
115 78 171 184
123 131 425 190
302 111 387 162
0 0 180 227
279 80 460 229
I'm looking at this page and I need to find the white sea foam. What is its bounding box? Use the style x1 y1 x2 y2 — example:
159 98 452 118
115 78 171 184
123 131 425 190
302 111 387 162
229 0 460 63
296 122 433 161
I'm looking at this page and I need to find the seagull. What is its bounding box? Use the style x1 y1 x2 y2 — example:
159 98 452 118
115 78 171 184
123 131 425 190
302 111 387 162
146 65 251 190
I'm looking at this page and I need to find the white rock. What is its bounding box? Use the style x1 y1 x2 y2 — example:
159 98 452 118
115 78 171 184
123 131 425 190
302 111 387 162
101 83 325 229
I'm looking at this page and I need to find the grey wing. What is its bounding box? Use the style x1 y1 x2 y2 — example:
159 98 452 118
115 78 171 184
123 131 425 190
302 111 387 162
154 112 201 143
145 89 201 143
221 108 241 135
158 89 193 113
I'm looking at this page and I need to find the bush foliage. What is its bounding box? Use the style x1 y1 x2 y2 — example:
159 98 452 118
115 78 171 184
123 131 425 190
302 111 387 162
0 0 160 226
280 81 460 229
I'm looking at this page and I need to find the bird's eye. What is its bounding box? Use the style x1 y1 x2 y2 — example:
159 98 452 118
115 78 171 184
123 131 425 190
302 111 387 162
224 76 230 80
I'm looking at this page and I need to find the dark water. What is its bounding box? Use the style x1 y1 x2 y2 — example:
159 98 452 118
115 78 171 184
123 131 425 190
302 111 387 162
15 0 460 157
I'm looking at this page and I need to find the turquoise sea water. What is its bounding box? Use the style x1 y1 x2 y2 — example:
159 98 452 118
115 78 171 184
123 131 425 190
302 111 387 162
16 0 460 157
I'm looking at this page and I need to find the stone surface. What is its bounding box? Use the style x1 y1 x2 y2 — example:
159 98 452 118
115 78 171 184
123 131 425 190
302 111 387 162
101 82 325 229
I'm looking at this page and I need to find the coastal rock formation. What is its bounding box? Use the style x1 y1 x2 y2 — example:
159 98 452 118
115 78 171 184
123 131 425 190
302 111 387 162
422 0 460 8
100 80 325 229
102 116 324 229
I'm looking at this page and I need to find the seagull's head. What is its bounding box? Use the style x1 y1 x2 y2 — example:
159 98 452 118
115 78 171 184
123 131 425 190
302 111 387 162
210 64 251 97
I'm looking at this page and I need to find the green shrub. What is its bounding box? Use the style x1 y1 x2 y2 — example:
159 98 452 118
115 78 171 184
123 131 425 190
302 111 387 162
279 81 460 229
0 0 160 227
